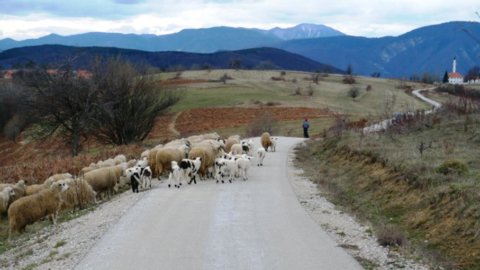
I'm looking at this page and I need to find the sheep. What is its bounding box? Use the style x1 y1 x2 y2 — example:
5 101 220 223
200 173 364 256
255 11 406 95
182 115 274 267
261 132 273 152
236 155 253 181
0 187 15 218
97 158 116 168
84 165 123 199
8 180 69 237
25 178 54 196
45 173 73 183
241 139 254 155
141 149 150 160
257 147 266 166
223 156 238 183
155 147 187 178
141 166 152 189
113 154 127 165
188 147 215 179
187 132 220 143
168 161 183 188
127 159 138 168
0 180 26 205
179 157 202 185
125 166 142 193
230 143 243 155
271 137 278 152
224 135 240 153
60 178 96 212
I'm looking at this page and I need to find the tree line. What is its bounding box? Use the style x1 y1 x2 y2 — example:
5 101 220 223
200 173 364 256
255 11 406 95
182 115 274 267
0 57 179 156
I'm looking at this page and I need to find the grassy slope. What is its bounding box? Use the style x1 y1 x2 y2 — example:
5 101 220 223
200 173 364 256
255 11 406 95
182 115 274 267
295 110 480 269
159 70 430 117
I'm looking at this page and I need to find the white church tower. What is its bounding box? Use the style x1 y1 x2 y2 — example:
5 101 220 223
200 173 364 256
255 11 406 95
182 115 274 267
448 56 463 84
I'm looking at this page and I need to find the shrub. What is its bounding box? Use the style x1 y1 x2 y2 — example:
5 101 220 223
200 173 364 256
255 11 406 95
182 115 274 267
343 75 356 84
348 87 360 99
377 225 406 247
436 160 469 175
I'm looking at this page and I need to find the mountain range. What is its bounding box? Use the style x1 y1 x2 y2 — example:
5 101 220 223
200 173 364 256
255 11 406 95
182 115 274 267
1 21 479 77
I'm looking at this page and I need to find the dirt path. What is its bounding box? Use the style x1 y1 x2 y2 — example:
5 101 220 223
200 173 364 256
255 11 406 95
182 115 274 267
168 111 182 137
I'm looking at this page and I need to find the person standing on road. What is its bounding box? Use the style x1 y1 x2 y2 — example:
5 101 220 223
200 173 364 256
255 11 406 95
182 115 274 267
303 118 310 138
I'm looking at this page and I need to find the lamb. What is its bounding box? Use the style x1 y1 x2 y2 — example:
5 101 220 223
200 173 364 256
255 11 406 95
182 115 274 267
125 166 142 193
141 166 152 189
270 137 278 152
84 165 123 199
168 161 183 188
8 180 69 237
236 155 253 181
179 157 202 185
241 139 254 155
60 178 96 212
223 156 238 183
261 132 273 152
0 187 15 218
257 147 266 166
25 178 54 196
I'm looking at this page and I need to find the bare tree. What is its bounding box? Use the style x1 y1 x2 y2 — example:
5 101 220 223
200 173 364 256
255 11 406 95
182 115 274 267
13 66 97 156
91 57 180 145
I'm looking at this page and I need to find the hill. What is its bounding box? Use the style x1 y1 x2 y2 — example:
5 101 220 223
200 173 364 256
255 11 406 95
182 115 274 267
0 45 343 73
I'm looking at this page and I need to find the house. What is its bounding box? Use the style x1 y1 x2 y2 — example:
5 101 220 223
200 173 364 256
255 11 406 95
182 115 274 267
448 57 464 84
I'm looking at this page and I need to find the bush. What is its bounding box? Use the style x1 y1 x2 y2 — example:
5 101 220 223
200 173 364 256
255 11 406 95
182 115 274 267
348 87 360 99
377 225 406 247
343 75 356 84
436 160 469 175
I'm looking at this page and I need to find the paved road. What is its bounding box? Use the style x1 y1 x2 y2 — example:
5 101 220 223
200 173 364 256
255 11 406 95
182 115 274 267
75 137 361 270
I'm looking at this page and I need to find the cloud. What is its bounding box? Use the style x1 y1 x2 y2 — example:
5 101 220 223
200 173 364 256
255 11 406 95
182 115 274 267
0 0 479 40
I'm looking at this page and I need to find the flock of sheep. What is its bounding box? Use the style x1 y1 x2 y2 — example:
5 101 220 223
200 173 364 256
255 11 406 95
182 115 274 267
0 131 278 239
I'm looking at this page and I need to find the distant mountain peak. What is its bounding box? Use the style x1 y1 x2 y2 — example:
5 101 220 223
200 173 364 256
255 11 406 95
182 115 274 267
268 23 344 40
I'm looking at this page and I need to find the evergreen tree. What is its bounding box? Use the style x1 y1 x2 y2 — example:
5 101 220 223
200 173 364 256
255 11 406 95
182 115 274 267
442 70 449 83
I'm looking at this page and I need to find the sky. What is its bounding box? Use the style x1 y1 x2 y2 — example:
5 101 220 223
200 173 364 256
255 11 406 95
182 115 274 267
0 0 479 40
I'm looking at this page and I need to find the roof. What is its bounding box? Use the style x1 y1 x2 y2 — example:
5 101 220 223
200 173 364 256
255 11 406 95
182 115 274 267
448 72 463 78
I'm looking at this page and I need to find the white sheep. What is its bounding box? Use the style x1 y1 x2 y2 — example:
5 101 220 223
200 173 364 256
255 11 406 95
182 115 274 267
257 147 266 166
0 187 15 218
271 137 278 152
168 161 183 188
236 155 253 181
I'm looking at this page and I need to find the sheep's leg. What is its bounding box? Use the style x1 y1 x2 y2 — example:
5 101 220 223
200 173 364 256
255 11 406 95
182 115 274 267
168 172 173 188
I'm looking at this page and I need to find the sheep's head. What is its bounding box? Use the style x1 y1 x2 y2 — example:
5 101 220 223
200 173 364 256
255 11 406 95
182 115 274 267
52 180 69 192
4 186 15 197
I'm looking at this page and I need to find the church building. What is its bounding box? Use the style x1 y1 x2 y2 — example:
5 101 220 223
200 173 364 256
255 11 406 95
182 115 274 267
448 57 464 84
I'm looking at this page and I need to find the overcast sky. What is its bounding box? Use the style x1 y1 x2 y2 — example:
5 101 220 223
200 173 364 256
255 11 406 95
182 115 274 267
0 0 479 40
